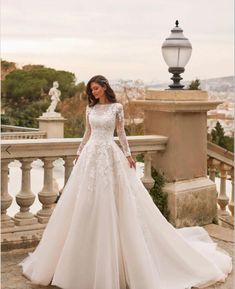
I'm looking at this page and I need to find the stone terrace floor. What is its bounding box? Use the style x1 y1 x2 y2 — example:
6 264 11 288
1 224 234 289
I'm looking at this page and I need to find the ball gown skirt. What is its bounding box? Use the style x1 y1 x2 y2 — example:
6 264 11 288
18 103 232 289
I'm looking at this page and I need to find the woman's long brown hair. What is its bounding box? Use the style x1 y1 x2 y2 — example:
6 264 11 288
86 75 117 107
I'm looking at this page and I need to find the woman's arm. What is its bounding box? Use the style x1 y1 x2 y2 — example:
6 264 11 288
115 103 132 157
116 103 135 169
76 105 92 156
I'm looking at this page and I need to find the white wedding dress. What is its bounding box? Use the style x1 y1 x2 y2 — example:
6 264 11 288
19 102 232 289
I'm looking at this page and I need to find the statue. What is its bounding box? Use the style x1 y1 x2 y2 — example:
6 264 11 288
38 81 65 136
46 81 61 114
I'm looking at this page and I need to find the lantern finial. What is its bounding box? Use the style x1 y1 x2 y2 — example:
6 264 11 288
175 20 179 27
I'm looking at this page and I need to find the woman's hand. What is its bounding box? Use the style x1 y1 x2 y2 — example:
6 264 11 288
126 155 136 169
74 155 80 164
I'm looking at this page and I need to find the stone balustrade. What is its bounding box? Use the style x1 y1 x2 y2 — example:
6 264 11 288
1 131 47 139
207 141 234 217
1 135 168 251
1 125 47 139
2 135 233 250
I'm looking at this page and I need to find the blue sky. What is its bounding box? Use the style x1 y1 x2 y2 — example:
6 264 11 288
1 0 234 83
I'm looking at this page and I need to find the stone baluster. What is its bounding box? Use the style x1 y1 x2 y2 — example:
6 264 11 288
1 159 14 228
208 158 220 182
36 157 58 223
141 152 155 191
217 163 231 216
57 156 75 200
64 156 75 185
14 158 38 226
228 168 234 216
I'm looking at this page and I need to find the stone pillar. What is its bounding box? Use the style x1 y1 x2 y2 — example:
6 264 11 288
37 112 66 138
14 158 38 225
218 163 230 216
228 169 234 216
208 158 220 182
132 90 223 227
141 152 155 191
59 156 75 196
36 157 58 223
1 159 14 228
64 156 75 184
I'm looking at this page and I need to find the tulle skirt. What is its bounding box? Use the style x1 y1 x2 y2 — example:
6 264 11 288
18 140 232 289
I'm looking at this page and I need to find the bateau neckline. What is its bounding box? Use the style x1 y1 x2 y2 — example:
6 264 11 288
96 102 115 105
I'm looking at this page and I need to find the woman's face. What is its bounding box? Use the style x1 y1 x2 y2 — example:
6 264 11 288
90 82 106 99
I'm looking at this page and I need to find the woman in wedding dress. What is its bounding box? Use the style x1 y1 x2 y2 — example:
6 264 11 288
19 75 232 289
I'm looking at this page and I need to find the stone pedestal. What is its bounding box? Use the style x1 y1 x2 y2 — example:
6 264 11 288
132 90 223 227
37 112 66 138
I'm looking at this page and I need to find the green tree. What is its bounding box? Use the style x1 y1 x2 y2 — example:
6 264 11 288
211 121 226 147
59 82 87 137
1 63 85 129
211 121 234 152
187 78 201 90
1 59 17 80
224 136 234 152
2 66 77 106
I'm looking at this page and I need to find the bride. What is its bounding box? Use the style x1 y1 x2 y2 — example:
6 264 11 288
19 75 232 289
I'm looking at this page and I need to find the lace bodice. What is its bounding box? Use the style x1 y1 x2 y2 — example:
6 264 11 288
76 103 131 157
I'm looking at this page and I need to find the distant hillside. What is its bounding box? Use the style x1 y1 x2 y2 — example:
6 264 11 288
194 76 234 93
147 76 234 93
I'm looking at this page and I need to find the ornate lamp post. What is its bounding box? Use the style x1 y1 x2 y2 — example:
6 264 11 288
161 20 192 89
131 22 224 227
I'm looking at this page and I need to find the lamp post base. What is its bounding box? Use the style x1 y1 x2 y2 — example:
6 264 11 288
168 67 185 89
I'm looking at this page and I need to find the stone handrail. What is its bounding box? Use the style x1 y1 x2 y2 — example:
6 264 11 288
1 125 46 140
1 135 168 251
1 125 40 132
1 131 47 140
207 141 234 217
207 141 233 167
1 135 167 159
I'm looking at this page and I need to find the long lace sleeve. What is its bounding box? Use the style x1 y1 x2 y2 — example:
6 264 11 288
76 105 92 156
116 103 131 157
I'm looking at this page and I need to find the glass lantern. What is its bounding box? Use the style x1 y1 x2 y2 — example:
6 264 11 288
161 20 192 89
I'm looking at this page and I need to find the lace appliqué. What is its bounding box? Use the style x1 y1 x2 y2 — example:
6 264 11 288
76 105 92 155
115 103 131 157
76 103 131 158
